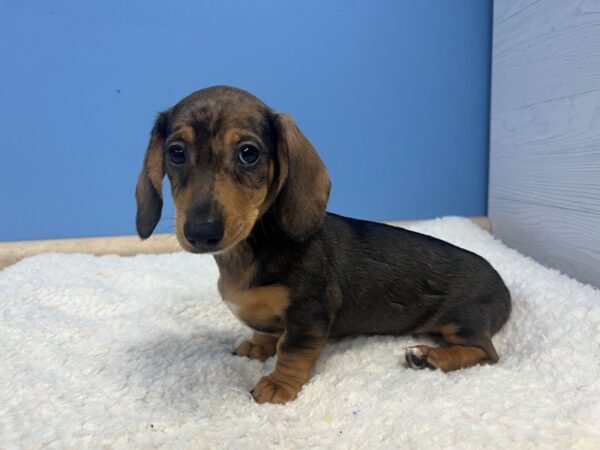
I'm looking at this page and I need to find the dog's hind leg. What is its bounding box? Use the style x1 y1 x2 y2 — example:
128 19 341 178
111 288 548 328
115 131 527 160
405 325 499 372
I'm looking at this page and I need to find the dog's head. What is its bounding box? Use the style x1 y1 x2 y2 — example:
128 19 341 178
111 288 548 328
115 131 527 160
135 86 331 253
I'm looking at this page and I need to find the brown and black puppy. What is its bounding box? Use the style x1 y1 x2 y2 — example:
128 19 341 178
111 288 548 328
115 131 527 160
135 86 511 404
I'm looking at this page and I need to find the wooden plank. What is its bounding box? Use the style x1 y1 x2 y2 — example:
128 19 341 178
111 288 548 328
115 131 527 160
0 234 180 271
489 197 599 287
387 216 490 232
0 217 490 271
490 0 600 288
493 0 544 24
490 90 600 211
492 0 600 112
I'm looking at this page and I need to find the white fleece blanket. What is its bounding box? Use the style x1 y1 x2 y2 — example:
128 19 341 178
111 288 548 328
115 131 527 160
1 217 599 449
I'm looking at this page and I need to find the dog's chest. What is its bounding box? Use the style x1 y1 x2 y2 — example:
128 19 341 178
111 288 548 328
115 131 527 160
219 281 289 332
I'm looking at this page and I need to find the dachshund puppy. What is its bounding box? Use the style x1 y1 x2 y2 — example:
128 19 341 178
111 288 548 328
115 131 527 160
135 86 511 404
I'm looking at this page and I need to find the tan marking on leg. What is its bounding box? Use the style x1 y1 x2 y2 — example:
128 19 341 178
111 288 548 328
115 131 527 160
438 324 461 336
422 344 488 372
406 326 500 372
412 322 460 336
444 332 500 363
252 333 325 404
234 332 279 361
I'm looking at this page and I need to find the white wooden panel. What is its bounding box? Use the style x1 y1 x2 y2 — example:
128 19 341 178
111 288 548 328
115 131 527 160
490 0 600 288
489 197 599 287
492 0 600 113
493 0 546 24
490 90 600 210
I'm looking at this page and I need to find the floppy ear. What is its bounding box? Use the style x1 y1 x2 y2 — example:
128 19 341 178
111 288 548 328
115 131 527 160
273 113 331 241
135 111 169 239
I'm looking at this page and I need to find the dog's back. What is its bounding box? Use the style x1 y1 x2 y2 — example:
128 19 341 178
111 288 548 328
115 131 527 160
319 213 511 340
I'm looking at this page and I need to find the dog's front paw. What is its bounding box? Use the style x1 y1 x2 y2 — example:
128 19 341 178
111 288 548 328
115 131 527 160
251 375 299 404
234 339 274 362
405 345 437 370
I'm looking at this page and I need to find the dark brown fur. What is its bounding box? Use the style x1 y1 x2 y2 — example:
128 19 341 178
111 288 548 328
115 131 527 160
135 86 512 404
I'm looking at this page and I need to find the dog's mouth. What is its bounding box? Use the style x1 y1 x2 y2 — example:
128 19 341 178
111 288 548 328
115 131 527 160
177 238 238 255
177 238 220 254
175 221 253 255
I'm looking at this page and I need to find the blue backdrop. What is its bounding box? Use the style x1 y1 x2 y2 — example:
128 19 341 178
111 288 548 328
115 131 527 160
0 0 492 241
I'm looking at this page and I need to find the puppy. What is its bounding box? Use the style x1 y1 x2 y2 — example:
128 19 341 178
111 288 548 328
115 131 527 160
135 86 511 404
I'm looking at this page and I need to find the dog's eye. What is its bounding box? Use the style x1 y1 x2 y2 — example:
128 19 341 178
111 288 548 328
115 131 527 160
238 145 260 166
167 146 186 166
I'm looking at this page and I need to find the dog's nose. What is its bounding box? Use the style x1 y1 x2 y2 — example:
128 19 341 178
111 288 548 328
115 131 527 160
183 219 224 249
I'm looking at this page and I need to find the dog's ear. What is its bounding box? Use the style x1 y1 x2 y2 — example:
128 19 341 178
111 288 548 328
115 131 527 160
135 111 169 239
273 113 331 241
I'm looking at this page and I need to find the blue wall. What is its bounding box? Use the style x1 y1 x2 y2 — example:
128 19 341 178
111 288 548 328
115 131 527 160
0 0 492 241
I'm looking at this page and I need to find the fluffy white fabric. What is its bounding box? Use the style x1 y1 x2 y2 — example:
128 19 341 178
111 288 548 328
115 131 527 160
1 217 599 449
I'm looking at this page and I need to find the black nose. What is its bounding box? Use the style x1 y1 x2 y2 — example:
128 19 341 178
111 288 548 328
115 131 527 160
183 218 224 249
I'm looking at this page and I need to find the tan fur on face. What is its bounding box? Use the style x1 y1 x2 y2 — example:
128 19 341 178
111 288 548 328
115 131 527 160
170 118 278 253
214 127 277 248
172 177 202 253
170 122 272 253
213 173 269 251
222 128 262 149
177 125 195 143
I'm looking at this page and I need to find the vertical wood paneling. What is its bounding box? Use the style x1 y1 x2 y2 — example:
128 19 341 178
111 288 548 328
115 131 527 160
490 0 600 288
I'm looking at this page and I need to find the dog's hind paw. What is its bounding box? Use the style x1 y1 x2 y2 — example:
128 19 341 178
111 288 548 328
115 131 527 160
405 346 437 370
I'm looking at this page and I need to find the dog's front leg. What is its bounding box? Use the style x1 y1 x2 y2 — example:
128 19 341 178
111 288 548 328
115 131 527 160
252 324 327 404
